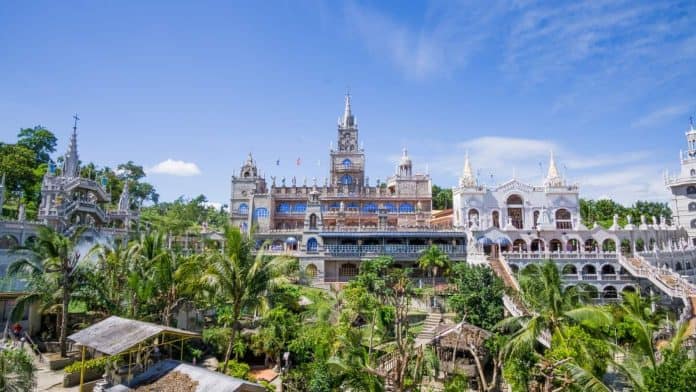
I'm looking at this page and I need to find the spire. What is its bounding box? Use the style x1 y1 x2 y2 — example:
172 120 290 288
339 94 356 128
398 148 412 176
62 114 80 178
544 150 563 187
460 152 475 187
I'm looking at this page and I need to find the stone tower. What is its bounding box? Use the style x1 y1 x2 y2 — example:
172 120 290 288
330 94 365 192
666 120 696 244
230 153 268 233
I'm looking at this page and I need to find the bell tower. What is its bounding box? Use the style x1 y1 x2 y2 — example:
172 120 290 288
666 118 696 244
330 94 365 191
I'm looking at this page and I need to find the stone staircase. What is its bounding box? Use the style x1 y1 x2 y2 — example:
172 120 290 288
415 312 442 344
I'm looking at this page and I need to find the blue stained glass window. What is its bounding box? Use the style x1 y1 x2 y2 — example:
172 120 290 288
238 203 249 214
307 237 318 251
254 208 269 218
363 203 377 213
384 203 396 213
294 203 306 213
347 202 359 209
342 159 352 169
277 203 291 213
341 175 353 185
399 203 414 213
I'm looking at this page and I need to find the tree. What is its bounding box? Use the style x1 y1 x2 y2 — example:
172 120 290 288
448 262 505 330
417 245 451 307
9 226 87 357
431 185 452 210
0 143 37 202
17 126 57 165
200 227 296 372
0 348 36 392
644 349 696 392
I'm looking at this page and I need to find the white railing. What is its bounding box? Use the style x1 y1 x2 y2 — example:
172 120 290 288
503 251 618 260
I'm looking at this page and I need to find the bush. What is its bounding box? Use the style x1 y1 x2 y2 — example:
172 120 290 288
63 355 118 374
219 359 251 380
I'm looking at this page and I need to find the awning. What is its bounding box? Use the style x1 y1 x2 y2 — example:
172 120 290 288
285 237 298 244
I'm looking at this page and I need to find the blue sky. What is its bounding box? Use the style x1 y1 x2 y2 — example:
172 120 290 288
1 0 695 206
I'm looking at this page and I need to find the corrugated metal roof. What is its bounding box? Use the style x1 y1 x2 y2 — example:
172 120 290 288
68 316 199 355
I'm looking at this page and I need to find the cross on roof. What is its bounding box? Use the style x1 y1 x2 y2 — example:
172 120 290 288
73 113 80 131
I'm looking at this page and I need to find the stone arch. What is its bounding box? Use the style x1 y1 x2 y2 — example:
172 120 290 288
566 238 580 251
468 209 479 228
602 238 616 252
531 238 545 251
582 264 597 275
688 186 696 195
676 262 683 271
555 208 572 229
620 239 632 254
635 238 645 252
549 239 563 252
648 238 656 250
622 285 637 293
305 263 318 277
602 286 618 299
24 235 37 248
585 285 600 299
512 239 527 252
0 234 19 249
506 194 524 204
506 195 524 229
601 264 616 275
585 238 598 252
309 213 318 230
561 264 577 275
690 202 696 212
307 237 319 252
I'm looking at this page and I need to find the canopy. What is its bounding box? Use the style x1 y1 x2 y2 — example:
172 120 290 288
285 237 298 244
68 316 199 356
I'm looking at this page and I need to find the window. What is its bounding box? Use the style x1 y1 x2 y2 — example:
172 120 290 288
339 263 358 277
468 209 479 227
688 186 696 195
506 194 523 205
276 203 291 213
492 211 500 228
363 203 377 213
399 203 414 213
341 175 353 185
238 203 248 214
309 214 318 229
347 202 359 210
555 209 572 229
384 203 396 213
690 202 696 212
691 219 696 229
253 208 269 219
691 169 695 176
307 238 318 252
342 159 352 169
293 203 306 213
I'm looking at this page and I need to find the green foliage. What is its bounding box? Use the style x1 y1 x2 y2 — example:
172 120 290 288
447 262 505 330
17 126 57 165
140 195 227 234
580 198 671 228
444 374 469 392
63 355 119 374
219 359 251 380
432 184 452 210
644 349 696 392
0 348 36 392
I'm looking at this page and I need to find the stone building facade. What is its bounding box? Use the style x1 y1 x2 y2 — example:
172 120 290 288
666 121 696 245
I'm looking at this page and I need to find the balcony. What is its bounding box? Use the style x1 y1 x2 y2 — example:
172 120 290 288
324 244 466 257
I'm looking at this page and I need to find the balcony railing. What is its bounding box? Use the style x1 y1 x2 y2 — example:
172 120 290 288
324 244 466 256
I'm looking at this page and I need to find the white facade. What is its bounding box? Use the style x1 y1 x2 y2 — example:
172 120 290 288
666 123 696 245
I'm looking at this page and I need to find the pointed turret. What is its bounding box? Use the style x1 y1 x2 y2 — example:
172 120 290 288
544 150 563 187
398 148 412 176
62 123 80 178
338 94 356 129
460 152 476 187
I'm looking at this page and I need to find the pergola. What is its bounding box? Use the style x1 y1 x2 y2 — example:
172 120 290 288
68 316 200 391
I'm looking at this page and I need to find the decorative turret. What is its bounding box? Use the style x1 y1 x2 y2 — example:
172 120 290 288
338 94 356 129
62 116 80 178
240 153 258 178
685 117 696 158
544 150 564 187
398 148 412 177
459 152 476 187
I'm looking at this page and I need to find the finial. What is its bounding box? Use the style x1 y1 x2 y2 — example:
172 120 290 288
402 147 408 157
73 113 80 133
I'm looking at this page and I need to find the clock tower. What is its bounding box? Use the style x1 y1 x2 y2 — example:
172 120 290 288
330 94 365 192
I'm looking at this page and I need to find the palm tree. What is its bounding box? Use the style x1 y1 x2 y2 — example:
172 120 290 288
9 225 86 357
0 348 36 392
84 238 136 316
417 245 451 307
497 261 613 390
150 251 202 326
200 226 296 372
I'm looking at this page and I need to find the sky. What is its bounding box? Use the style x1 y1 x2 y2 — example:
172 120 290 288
1 0 695 207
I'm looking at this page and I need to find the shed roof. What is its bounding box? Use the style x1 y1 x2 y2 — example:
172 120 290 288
68 316 199 356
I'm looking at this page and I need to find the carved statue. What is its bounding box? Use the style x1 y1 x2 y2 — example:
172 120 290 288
281 177 286 187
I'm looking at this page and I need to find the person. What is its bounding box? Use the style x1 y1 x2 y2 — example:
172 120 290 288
12 323 22 340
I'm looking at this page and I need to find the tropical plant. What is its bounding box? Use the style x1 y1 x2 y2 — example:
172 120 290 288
0 348 36 392
417 245 451 304
9 225 87 357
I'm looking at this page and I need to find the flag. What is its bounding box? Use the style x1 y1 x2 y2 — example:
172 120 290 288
276 159 280 166
296 157 301 166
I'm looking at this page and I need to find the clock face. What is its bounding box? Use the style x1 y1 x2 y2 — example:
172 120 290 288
241 190 248 197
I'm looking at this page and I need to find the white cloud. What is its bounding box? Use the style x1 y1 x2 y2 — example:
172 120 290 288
147 159 201 176
630 104 691 128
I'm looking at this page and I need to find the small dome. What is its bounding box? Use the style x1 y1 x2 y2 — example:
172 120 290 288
399 148 412 165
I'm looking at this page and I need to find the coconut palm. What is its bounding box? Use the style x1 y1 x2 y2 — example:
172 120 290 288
199 226 296 372
0 348 36 392
9 225 87 357
417 245 451 306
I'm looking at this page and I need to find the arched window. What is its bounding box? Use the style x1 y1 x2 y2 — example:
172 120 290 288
276 203 291 213
399 203 414 213
342 159 352 169
533 210 540 228
309 214 318 229
363 203 377 213
691 169 695 176
384 203 396 213
253 208 269 219
238 203 249 214
689 202 696 212
0 235 19 249
506 194 523 204
555 209 572 229
468 209 479 227
688 186 696 195
341 175 353 185
293 203 306 213
240 222 248 233
347 202 359 210
492 211 500 228
307 238 318 252
691 219 696 229
305 264 318 277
